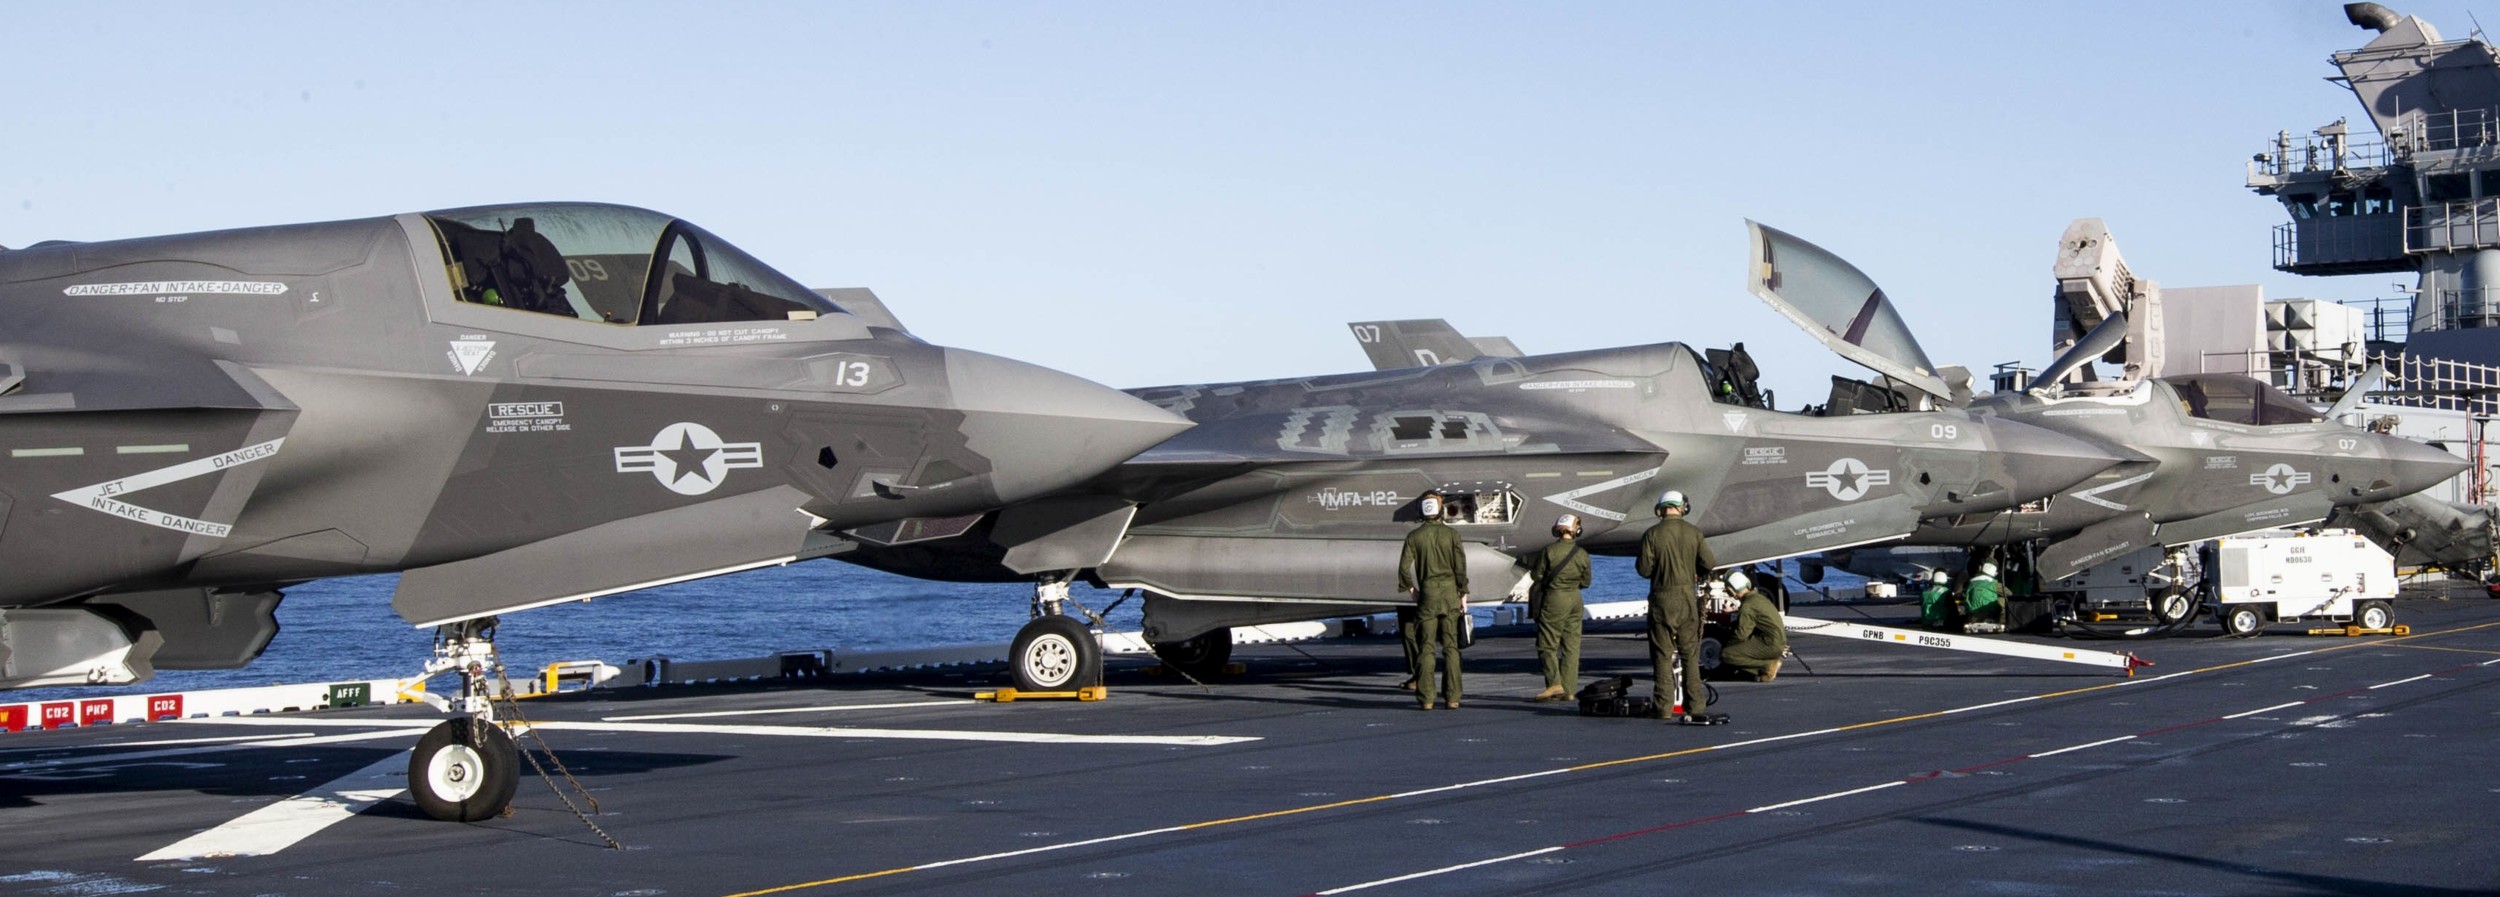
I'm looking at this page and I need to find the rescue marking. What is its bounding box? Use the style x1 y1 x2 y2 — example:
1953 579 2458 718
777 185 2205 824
47 438 286 538
721 626 2500 897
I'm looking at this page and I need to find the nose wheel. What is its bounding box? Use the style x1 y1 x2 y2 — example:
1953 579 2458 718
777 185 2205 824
410 718 520 822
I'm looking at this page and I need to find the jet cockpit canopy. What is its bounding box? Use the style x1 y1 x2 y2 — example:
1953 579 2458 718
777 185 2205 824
423 203 845 328
2160 374 2327 426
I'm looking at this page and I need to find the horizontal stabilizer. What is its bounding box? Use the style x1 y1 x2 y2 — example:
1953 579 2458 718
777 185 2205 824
2034 512 2157 580
393 486 820 627
2154 493 2333 546
1703 494 1921 566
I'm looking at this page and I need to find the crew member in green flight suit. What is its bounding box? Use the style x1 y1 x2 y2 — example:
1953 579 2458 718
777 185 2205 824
1635 490 1717 722
1964 561 2003 629
1398 492 1469 709
1518 514 1592 702
1920 568 1955 630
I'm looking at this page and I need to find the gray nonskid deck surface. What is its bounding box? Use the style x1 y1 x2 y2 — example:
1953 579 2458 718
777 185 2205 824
3 597 2497 897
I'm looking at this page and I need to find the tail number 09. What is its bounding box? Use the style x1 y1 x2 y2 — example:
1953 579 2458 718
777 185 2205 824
1930 424 1959 440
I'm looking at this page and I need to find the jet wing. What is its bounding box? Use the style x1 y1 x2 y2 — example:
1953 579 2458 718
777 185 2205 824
2154 492 2334 546
2033 512 2158 581
391 486 835 627
1705 493 1921 566
1743 221 1952 402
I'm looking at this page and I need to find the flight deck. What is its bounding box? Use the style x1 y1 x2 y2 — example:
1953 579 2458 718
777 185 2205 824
4 590 2494 897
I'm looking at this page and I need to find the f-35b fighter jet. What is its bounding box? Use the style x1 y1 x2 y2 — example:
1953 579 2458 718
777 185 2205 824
0 202 1190 819
830 263 2131 689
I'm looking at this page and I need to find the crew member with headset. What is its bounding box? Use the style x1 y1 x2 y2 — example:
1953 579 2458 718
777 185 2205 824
1920 568 1955 630
1716 570 1788 682
1395 491 1441 693
1964 561 2004 629
1635 490 1718 722
1398 492 1469 709
1517 514 1593 702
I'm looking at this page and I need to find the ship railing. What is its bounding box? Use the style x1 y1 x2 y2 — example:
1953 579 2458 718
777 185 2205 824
2371 350 2500 417
2250 133 2393 180
2405 105 2500 153
2404 199 2500 253
2437 287 2500 331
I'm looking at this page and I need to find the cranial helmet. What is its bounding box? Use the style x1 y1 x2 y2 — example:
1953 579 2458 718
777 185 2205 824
1554 513 1582 536
1656 490 1687 509
1979 561 1999 577
1930 569 1951 583
1419 494 1443 519
1722 570 1751 593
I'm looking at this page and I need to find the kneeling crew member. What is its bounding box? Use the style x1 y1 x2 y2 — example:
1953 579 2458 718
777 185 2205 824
1920 568 1954 630
1519 514 1592 702
1716 570 1787 682
1965 561 2003 629
1399 492 1469 709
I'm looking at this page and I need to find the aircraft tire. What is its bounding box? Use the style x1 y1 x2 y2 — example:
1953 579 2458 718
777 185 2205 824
1696 636 1723 673
1011 615 1102 692
2153 590 2197 625
2222 605 2267 637
409 719 519 822
1150 628 1232 678
2357 600 2394 631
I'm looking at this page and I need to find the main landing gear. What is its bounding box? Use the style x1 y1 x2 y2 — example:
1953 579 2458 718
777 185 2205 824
408 618 520 821
1011 577 1104 692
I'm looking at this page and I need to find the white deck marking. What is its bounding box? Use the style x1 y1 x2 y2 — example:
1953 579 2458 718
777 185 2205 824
604 699 972 721
528 720 1258 746
1315 847 1566 894
136 753 405 861
0 733 295 754
2 730 415 772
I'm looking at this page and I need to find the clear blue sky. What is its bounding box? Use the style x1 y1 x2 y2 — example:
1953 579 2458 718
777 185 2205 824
4 2 2478 404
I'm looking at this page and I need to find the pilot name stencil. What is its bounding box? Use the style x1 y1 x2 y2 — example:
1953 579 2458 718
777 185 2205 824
614 423 764 496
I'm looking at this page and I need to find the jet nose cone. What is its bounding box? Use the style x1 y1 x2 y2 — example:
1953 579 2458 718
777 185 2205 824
943 348 1194 504
1987 419 2134 501
2371 435 2469 500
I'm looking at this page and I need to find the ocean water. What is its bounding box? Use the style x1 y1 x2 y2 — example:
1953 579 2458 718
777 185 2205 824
9 555 1844 704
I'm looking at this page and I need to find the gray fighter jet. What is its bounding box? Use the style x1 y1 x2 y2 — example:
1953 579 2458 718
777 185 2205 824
832 287 2130 688
1344 226 2466 624
0 202 1190 819
1741 222 2463 619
